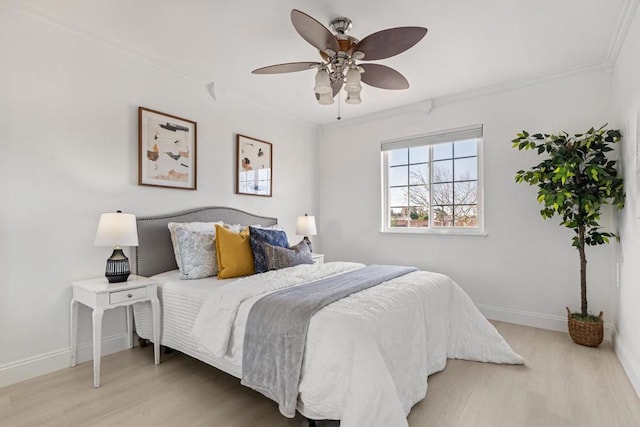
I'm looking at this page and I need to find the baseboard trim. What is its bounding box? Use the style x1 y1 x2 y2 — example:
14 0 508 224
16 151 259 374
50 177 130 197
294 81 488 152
0 333 130 388
612 330 640 399
477 304 614 342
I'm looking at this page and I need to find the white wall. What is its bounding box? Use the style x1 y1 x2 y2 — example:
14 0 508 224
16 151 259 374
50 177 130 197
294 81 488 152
0 6 318 386
316 71 617 333
611 6 640 397
2 1 635 393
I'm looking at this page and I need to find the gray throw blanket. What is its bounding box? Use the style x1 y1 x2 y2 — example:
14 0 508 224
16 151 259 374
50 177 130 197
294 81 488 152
241 264 418 418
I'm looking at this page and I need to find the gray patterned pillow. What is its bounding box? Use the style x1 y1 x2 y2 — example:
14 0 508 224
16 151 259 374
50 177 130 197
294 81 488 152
263 240 313 271
168 221 223 271
175 228 218 279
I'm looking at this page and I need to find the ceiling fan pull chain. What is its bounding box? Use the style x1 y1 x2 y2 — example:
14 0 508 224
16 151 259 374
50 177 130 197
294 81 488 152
337 92 342 120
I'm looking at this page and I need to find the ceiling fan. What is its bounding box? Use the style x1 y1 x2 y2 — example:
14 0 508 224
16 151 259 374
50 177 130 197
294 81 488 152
252 9 428 106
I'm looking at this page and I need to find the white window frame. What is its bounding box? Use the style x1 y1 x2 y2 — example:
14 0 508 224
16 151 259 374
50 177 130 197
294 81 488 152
381 125 485 235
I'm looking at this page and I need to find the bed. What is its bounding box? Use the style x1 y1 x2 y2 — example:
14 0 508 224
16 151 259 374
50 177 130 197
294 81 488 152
131 206 523 427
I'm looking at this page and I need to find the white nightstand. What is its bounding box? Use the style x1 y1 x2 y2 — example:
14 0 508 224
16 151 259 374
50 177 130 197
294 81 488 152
311 253 325 264
70 275 160 388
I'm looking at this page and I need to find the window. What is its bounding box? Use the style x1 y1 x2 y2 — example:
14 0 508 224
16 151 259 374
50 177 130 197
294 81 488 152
381 125 483 233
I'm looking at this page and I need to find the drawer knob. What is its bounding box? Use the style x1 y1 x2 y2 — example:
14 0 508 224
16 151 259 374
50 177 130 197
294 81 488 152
127 293 133 298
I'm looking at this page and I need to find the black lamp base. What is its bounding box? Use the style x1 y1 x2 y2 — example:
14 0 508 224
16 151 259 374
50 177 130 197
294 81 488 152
303 236 313 253
105 248 130 283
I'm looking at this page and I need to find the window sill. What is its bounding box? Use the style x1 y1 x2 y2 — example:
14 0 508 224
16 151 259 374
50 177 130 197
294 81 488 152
380 228 487 237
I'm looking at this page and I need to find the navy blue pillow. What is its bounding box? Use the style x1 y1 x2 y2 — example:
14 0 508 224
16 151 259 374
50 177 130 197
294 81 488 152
249 226 289 273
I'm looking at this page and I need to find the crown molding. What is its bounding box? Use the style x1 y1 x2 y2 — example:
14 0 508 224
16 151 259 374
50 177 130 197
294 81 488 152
606 0 640 66
318 0 640 131
322 62 611 131
2 1 201 84
5 0 636 133
434 62 612 107
2 1 319 132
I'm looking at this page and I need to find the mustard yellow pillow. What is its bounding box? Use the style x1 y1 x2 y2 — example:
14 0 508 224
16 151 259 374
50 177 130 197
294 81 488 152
215 225 255 279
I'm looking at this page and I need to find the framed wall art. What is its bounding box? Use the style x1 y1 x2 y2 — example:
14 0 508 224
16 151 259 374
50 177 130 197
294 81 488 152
138 107 197 190
236 134 272 197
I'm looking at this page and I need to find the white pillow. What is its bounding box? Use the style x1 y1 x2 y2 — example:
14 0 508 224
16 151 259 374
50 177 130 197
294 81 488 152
223 223 245 233
168 221 223 271
223 223 283 233
261 224 284 231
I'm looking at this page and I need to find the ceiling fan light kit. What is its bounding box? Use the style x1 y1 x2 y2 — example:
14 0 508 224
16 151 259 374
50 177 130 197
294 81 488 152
344 67 362 91
252 9 427 111
318 91 335 105
345 90 361 105
314 67 332 95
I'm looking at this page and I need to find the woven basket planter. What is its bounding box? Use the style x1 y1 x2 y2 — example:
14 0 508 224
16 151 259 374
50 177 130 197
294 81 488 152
566 307 603 347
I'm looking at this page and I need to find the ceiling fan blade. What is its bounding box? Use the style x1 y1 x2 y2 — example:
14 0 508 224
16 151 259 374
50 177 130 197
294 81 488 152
252 62 321 74
354 27 427 61
360 64 409 90
291 9 340 55
331 79 343 97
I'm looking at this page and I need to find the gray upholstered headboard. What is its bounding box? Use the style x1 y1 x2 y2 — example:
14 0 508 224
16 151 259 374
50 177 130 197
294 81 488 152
133 206 277 277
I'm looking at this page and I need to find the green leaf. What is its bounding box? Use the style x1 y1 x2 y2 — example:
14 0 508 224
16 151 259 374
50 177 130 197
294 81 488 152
511 125 625 254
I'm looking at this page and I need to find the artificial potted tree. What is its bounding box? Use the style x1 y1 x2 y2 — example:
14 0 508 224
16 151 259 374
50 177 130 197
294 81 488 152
512 125 625 347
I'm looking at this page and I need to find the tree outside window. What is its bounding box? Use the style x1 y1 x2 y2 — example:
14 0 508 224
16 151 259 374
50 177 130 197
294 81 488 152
383 127 482 233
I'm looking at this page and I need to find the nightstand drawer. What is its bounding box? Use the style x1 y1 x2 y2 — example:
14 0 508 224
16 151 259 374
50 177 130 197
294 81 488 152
109 287 147 304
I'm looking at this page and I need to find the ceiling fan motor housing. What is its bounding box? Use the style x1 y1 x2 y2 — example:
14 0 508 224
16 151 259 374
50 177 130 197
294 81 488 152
320 39 357 60
330 16 352 34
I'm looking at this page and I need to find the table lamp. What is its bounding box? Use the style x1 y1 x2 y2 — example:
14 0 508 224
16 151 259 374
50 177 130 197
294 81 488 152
296 213 317 252
94 210 139 283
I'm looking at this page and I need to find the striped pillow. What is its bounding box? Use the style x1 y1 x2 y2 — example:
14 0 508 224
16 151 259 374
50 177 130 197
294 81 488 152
263 240 313 271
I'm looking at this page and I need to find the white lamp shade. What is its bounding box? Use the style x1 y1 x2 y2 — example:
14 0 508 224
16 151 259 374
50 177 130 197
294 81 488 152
296 215 317 236
94 212 139 247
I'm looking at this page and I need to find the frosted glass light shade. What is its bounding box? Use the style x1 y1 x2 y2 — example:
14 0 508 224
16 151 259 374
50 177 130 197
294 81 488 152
94 212 139 247
345 90 362 104
344 67 362 92
296 214 317 236
318 92 334 105
314 69 332 95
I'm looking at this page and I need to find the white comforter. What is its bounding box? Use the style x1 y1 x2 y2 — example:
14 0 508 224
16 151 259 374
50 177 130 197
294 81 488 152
192 262 524 427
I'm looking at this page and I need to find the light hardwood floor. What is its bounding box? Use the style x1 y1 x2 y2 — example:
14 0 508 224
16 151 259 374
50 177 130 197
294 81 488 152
2 321 639 427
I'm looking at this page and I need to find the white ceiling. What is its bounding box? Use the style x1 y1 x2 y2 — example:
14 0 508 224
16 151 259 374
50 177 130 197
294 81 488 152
9 0 636 125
